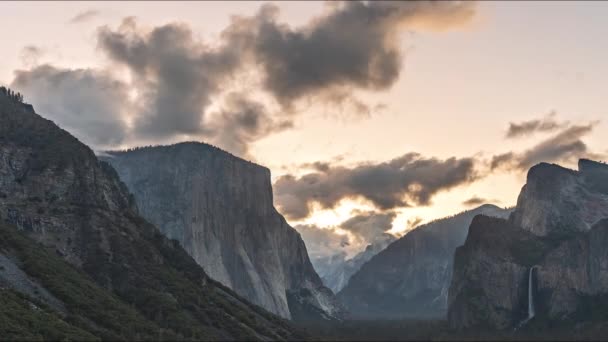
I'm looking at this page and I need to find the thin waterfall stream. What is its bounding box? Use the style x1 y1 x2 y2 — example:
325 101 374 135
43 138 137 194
515 266 538 330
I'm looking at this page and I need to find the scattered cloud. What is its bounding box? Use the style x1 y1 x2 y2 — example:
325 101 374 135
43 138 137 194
205 93 292 157
295 210 397 258
340 211 396 245
462 196 499 207
11 65 130 148
274 153 479 220
506 111 569 139
97 17 246 141
492 121 603 172
226 1 476 110
69 9 101 24
11 1 477 156
294 224 350 260
19 45 45 67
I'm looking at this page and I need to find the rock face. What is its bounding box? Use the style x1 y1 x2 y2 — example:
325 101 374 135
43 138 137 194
510 161 608 237
338 204 511 319
103 144 342 320
314 237 396 294
0 92 305 340
448 160 608 330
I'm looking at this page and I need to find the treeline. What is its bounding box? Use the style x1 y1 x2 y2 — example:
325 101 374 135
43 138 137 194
0 86 24 103
110 142 255 164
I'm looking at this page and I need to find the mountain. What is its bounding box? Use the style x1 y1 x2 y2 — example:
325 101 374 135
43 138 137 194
0 91 306 340
448 160 608 330
102 144 343 321
337 204 511 319
313 236 396 294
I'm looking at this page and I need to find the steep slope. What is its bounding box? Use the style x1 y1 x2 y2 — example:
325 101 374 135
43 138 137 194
338 204 511 319
0 91 305 340
448 160 608 330
314 237 395 293
102 143 342 321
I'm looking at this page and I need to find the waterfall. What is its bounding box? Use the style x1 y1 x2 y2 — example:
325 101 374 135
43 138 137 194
515 266 537 330
527 266 537 319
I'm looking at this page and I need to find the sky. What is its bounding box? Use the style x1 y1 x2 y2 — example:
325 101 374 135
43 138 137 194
1 1 607 259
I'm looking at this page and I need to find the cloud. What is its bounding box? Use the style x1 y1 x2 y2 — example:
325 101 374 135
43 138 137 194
97 17 247 140
10 1 476 155
19 46 45 67
492 122 602 172
274 153 479 220
506 111 568 138
462 196 498 207
294 224 350 260
11 64 130 148
227 1 476 109
205 93 291 157
295 210 397 259
406 216 423 230
340 211 396 245
70 9 101 24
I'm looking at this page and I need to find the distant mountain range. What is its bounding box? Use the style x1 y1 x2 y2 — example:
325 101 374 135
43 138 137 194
313 235 396 294
338 204 511 319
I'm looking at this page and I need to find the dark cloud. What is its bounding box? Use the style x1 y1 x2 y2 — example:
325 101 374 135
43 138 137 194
10 1 476 155
227 1 476 109
506 111 568 138
462 196 497 207
274 153 479 220
11 64 130 148
97 17 246 140
70 9 101 24
340 211 396 245
492 122 602 172
206 93 291 157
294 224 350 260
19 45 45 67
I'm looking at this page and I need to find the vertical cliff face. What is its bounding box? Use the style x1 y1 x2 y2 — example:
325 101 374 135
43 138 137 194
0 92 306 340
103 144 342 320
510 161 608 237
448 160 608 330
337 205 511 319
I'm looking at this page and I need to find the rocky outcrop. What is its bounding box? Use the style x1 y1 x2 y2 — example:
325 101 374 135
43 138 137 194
0 91 305 340
337 204 511 319
510 161 608 237
103 144 342 320
448 160 608 330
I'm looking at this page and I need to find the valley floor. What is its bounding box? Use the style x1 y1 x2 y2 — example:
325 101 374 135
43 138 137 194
299 319 608 341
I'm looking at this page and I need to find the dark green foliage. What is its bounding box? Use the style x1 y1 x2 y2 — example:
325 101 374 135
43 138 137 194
0 289 97 341
0 222 179 340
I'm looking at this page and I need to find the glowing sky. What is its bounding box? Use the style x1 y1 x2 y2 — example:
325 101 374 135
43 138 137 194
1 1 607 258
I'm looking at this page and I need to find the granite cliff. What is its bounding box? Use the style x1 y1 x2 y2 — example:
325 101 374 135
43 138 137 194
448 160 608 330
337 204 511 319
0 91 305 340
103 144 343 321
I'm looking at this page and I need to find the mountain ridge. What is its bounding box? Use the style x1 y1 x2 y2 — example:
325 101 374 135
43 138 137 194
337 204 511 319
448 159 608 330
0 91 306 340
